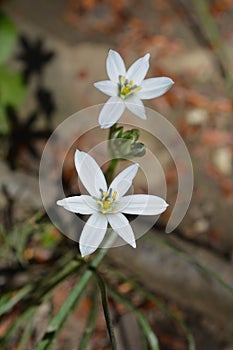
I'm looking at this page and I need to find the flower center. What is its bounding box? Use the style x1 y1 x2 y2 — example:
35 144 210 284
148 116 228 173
118 75 141 99
96 189 118 214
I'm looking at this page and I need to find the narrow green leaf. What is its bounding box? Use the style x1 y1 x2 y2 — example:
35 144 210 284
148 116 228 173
0 285 32 316
107 283 160 350
78 288 99 350
148 235 233 295
105 264 195 350
18 316 34 350
2 307 36 344
94 272 117 350
34 236 115 350
139 325 150 350
34 270 92 350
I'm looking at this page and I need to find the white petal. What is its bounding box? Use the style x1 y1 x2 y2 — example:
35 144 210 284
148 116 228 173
107 213 136 248
57 195 98 214
75 150 107 197
98 96 125 129
109 163 139 198
80 212 108 257
93 80 118 97
138 77 174 100
117 194 168 215
106 49 126 83
125 95 147 120
126 53 150 85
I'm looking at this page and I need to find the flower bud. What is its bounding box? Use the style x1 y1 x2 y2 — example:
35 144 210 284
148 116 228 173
109 127 146 159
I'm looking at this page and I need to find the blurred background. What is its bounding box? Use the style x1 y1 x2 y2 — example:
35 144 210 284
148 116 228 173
0 0 232 349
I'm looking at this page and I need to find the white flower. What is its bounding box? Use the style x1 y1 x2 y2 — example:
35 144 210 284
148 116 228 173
94 49 174 128
57 150 168 257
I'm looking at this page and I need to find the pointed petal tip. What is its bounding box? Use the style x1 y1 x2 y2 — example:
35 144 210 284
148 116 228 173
164 77 174 88
108 48 121 56
169 78 175 86
100 122 114 129
131 241 136 248
81 251 89 258
80 245 97 257
75 149 81 156
144 53 150 60
74 149 81 163
160 199 169 211
56 200 63 206
93 80 106 87
81 251 86 258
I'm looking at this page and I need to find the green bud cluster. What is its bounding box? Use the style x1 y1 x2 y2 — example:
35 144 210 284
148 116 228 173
109 126 146 159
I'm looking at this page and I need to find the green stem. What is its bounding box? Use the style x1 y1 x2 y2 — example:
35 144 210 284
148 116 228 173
105 123 119 185
105 158 119 185
108 123 118 140
94 270 117 350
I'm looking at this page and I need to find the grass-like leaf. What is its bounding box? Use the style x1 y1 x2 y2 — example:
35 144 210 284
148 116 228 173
18 316 34 350
78 287 99 350
0 285 33 317
105 264 195 350
149 235 233 295
94 271 117 350
107 282 160 350
0 307 35 347
34 240 114 350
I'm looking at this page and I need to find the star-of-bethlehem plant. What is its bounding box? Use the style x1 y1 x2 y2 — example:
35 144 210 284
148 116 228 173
94 49 174 128
57 49 174 257
57 150 168 257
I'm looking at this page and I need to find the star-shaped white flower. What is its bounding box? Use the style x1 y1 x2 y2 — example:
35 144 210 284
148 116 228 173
94 49 174 128
57 150 168 257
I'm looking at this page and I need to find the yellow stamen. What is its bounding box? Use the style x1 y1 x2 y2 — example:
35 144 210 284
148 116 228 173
129 80 133 86
103 191 108 198
120 76 126 85
112 191 117 200
132 86 142 93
